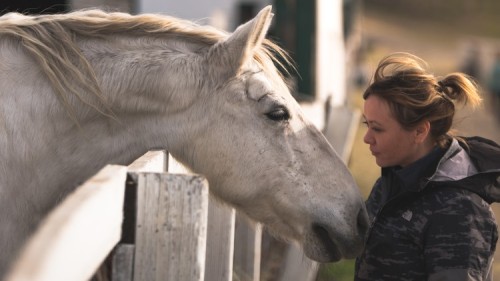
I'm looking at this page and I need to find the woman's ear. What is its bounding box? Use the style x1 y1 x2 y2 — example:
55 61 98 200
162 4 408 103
415 120 431 144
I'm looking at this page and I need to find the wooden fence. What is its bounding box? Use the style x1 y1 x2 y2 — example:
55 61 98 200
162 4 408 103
5 151 269 281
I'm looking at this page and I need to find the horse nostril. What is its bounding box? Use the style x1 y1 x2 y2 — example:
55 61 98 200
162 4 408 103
311 223 336 249
312 223 327 237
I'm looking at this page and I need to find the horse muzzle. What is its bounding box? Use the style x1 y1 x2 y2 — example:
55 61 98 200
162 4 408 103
303 206 369 262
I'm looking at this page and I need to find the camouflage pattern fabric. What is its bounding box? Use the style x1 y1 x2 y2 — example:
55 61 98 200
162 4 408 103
355 137 500 281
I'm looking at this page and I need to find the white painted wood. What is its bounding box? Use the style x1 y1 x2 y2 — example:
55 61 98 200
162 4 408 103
6 165 127 281
166 153 191 174
204 198 235 281
128 150 166 173
277 244 318 281
133 173 209 281
316 0 346 106
233 214 262 281
323 106 361 163
167 153 236 281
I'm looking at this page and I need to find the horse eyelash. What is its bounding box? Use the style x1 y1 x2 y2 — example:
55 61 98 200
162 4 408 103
266 106 290 122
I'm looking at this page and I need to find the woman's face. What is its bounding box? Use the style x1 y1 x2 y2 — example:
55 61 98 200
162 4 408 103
363 95 421 168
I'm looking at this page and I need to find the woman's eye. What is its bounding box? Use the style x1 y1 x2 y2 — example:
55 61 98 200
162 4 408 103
363 121 382 132
266 107 290 122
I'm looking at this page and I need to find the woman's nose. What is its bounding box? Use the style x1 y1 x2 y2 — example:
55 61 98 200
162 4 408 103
363 130 373 144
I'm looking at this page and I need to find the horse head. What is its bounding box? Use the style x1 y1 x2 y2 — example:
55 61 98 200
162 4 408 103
0 6 368 266
173 6 369 262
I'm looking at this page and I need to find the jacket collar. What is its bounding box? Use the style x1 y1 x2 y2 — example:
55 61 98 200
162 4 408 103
429 138 479 182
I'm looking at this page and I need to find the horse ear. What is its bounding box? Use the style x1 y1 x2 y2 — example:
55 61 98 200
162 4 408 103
208 5 273 76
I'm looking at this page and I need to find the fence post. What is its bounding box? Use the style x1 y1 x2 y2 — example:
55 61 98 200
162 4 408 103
110 150 168 281
233 214 262 281
204 198 235 281
166 154 237 281
111 244 134 281
132 173 208 281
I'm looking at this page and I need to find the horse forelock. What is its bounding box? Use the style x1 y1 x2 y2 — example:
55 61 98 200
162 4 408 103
0 10 293 120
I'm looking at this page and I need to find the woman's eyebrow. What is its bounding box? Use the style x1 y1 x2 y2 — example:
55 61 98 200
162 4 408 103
362 116 382 126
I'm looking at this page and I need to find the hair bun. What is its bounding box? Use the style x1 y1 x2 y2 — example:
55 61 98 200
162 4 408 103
437 80 446 93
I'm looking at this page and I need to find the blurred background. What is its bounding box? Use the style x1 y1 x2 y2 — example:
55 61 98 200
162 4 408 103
1 0 499 280
321 1 500 280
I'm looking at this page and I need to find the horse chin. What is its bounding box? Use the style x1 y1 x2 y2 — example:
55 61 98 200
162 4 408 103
296 232 344 262
303 225 356 263
265 221 343 262
304 245 342 263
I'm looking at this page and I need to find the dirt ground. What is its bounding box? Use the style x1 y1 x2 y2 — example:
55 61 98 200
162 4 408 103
347 10 500 280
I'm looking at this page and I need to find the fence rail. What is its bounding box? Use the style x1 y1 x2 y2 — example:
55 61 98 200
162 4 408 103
6 165 127 281
6 151 269 281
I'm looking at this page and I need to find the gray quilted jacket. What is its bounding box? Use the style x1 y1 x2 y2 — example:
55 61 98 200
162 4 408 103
355 137 500 281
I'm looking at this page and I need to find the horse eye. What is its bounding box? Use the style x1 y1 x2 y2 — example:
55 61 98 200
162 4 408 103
266 107 290 122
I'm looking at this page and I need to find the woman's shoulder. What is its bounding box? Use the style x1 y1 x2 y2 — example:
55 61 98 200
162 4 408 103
422 184 494 219
429 137 500 204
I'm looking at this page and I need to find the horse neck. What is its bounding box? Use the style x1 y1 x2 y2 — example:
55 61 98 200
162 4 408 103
0 25 214 273
78 33 210 147
80 34 204 110
0 33 210 205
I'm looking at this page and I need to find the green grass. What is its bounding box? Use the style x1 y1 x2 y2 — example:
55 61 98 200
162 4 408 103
316 260 356 281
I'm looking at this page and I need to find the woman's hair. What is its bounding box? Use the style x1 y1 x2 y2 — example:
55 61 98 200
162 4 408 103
363 52 482 147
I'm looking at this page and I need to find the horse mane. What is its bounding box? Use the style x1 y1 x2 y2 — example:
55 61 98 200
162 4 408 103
0 10 291 121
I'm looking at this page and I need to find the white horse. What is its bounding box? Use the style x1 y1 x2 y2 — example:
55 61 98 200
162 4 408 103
0 6 368 276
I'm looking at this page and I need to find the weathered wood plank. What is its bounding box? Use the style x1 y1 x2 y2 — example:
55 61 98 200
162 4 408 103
133 173 209 281
167 153 236 281
120 150 167 244
6 165 127 281
111 244 135 281
204 198 235 281
233 214 262 281
124 150 165 248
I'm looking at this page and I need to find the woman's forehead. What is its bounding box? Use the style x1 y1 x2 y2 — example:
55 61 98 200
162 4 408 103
364 95 391 118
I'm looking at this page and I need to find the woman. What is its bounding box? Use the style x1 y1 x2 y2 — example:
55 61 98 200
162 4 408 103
355 52 500 281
